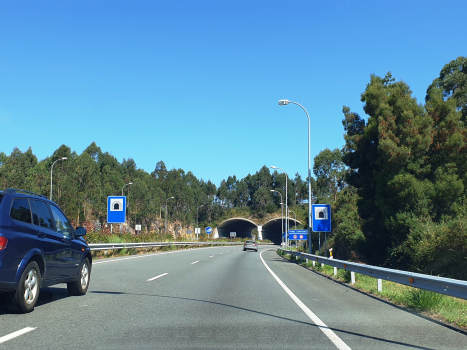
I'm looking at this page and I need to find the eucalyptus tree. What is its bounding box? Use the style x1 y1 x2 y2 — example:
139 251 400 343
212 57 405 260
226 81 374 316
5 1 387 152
313 148 347 203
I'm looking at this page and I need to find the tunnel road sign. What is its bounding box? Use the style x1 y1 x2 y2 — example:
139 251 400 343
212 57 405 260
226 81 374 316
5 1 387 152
107 196 126 223
312 204 331 232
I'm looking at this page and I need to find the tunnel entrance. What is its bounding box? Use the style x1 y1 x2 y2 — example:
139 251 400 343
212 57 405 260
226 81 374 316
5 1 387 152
216 217 303 244
217 218 258 239
262 218 303 245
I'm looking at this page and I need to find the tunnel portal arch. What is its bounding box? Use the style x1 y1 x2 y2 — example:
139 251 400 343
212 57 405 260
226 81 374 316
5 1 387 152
216 218 258 240
262 217 303 245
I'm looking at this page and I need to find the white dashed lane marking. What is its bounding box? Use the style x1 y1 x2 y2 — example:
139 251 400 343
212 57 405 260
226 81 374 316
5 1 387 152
0 327 36 344
147 273 169 282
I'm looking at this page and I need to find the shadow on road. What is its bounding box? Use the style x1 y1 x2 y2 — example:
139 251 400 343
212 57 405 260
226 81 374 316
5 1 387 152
90 290 435 350
0 287 71 315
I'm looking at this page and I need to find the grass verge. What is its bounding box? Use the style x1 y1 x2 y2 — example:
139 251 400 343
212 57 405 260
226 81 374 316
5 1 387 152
277 250 467 330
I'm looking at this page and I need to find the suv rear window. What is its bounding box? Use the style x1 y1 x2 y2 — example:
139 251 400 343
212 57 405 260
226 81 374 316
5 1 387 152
10 198 32 224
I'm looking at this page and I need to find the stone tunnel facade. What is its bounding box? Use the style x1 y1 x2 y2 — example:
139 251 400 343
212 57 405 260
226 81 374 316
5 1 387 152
215 217 302 245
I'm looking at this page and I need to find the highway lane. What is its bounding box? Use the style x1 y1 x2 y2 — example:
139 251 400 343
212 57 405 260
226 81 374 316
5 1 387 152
1 245 466 349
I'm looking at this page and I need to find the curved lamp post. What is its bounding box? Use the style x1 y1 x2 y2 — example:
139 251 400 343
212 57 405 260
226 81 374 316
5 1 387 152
122 182 133 196
278 99 312 254
270 190 284 246
196 204 204 230
120 182 133 233
271 166 288 249
50 157 67 200
165 196 174 234
289 210 297 229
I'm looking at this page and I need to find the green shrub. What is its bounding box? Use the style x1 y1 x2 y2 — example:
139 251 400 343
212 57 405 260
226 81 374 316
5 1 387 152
407 289 445 311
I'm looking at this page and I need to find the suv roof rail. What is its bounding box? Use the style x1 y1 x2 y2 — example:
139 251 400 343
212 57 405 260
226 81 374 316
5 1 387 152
4 188 47 198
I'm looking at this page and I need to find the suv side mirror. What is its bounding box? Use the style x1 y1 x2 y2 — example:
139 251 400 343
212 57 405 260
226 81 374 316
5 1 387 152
75 227 87 236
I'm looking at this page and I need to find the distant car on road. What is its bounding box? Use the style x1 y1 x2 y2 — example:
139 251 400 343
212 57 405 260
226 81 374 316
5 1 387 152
0 188 92 313
243 240 258 252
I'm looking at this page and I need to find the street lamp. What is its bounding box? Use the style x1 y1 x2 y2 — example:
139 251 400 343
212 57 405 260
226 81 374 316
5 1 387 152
270 190 284 247
196 205 204 229
289 209 298 249
278 99 313 254
271 166 288 249
165 196 174 234
122 182 133 196
50 157 67 200
289 210 297 229
120 182 133 233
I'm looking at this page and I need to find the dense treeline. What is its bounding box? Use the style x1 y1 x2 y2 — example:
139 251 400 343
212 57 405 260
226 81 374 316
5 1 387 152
0 143 313 233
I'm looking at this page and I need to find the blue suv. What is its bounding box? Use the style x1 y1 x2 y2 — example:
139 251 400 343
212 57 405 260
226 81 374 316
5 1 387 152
0 189 92 312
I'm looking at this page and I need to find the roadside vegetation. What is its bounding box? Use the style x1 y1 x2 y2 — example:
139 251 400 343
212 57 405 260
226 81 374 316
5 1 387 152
278 249 467 330
1 56 466 281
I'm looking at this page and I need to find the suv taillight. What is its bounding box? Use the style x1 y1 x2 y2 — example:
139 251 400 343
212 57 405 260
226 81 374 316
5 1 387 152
0 237 7 250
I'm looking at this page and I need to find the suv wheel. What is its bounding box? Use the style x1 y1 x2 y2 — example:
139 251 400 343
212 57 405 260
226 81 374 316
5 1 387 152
15 261 41 313
67 258 90 296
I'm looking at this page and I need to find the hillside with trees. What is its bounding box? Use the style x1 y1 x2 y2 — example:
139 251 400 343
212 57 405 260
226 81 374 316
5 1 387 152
1 56 465 279
0 143 312 235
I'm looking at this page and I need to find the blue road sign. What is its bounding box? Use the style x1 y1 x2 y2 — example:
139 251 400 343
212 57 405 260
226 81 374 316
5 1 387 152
205 226 212 234
107 196 126 224
289 230 308 235
288 233 308 240
312 204 331 232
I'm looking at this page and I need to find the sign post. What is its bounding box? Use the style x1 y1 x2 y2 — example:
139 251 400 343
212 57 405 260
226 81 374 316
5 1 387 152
195 227 201 240
312 204 331 256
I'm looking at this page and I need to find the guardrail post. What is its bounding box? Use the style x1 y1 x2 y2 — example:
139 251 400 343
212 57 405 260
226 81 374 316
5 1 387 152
377 278 382 292
351 271 355 285
330 254 337 275
312 261 315 267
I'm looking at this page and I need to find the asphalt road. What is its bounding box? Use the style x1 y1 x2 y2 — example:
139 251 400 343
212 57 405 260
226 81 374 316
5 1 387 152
1 246 466 349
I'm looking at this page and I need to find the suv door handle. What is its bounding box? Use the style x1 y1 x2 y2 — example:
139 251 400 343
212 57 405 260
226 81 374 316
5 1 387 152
37 231 46 238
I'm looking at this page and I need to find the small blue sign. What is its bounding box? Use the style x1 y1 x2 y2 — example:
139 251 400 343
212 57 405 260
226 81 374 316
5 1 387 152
288 233 308 241
289 230 308 235
107 196 126 224
205 226 212 234
312 204 331 232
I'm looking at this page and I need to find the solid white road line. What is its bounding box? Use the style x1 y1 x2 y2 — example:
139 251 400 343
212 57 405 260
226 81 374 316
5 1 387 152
93 246 225 265
147 273 169 282
0 327 36 344
260 250 352 350
191 261 199 265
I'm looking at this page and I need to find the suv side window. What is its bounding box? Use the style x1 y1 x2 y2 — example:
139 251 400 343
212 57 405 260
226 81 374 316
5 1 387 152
32 200 54 230
10 198 32 224
49 204 73 237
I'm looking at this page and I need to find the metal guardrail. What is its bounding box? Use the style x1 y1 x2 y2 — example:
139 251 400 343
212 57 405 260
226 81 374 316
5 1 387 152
280 249 467 300
88 241 274 251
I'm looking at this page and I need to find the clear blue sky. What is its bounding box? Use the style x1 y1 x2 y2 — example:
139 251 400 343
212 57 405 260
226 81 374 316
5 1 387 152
1 1 465 187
